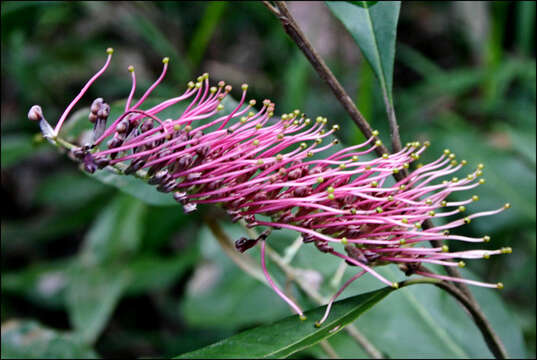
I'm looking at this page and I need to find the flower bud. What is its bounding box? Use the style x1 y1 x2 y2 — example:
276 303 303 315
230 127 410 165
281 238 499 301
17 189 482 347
235 237 258 253
28 105 44 122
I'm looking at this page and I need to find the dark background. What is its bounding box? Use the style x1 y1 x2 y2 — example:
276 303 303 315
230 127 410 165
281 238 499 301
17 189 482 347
1 1 535 358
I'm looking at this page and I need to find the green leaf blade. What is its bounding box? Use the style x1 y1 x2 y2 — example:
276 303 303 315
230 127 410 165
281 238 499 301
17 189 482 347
1 320 98 359
66 266 131 345
176 286 394 359
327 1 400 104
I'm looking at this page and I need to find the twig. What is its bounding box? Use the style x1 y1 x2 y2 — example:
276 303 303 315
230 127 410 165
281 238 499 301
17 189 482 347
384 99 403 153
205 217 267 285
262 1 390 160
319 339 340 358
263 1 507 358
344 323 383 359
427 235 479 303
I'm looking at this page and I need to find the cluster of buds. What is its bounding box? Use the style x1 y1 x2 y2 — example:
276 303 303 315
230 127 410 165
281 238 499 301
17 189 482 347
29 49 512 323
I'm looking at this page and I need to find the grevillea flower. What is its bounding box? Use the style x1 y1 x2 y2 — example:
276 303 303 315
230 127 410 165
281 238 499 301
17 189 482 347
29 49 512 324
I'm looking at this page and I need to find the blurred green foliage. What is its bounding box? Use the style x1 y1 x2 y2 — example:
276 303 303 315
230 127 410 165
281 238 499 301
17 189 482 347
1 1 535 358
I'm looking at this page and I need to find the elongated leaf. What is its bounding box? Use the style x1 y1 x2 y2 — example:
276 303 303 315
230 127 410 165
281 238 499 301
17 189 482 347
2 134 33 168
188 2 228 66
1 320 98 358
126 252 198 295
81 193 146 264
1 134 44 168
35 170 110 209
346 1 378 8
66 194 144 344
176 286 394 359
272 228 526 358
515 1 536 56
88 168 177 206
180 225 291 329
2 252 196 311
2 259 72 309
66 265 131 344
327 1 400 105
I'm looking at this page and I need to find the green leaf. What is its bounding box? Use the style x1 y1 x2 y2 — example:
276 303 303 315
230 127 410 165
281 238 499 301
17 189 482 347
1 320 98 358
282 50 309 111
2 252 196 310
515 1 536 56
345 1 378 8
180 225 291 329
270 228 527 358
34 170 111 209
327 1 400 105
65 194 145 344
1 201 104 250
66 265 131 344
81 193 146 265
116 5 190 83
352 268 527 358
87 167 177 206
1 134 49 168
188 2 227 66
126 250 198 296
2 259 72 309
176 286 394 359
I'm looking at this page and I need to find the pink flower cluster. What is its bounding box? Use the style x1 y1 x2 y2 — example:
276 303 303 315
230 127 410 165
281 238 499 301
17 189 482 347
29 49 511 323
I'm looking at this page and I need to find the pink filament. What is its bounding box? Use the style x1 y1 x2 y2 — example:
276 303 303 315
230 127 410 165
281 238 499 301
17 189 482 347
260 240 304 317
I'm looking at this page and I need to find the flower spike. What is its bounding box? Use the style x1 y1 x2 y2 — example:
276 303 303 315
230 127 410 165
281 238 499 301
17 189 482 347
30 51 512 321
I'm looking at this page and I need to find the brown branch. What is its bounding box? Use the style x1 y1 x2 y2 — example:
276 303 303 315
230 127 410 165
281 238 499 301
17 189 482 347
263 1 391 160
319 339 340 358
384 98 403 153
264 1 507 358
344 322 384 359
427 235 478 303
